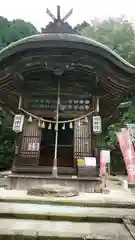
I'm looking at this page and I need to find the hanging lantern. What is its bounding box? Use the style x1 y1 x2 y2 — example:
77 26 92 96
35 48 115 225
41 121 45 129
28 116 32 123
69 122 73 129
48 123 52 130
38 120 41 127
62 123 65 130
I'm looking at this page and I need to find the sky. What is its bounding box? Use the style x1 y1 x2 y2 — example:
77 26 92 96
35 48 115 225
1 0 135 30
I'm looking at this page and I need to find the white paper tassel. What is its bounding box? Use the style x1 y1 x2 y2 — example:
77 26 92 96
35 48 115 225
62 123 65 130
41 122 45 129
48 123 52 130
84 116 88 123
54 124 57 131
28 116 32 123
78 120 81 127
38 120 41 127
69 122 73 129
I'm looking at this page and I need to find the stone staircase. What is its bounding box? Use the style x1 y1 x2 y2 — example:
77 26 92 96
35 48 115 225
0 179 134 239
0 201 134 239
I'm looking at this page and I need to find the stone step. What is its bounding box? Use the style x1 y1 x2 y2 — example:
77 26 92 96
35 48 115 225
0 218 132 239
0 202 135 222
0 188 135 209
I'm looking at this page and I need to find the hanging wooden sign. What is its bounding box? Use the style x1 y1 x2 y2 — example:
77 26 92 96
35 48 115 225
92 116 102 134
27 142 40 152
12 115 24 133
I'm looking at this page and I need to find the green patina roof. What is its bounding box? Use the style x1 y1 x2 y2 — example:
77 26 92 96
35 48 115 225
0 33 135 74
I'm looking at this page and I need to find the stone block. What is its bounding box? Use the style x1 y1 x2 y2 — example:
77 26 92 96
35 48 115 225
27 184 79 197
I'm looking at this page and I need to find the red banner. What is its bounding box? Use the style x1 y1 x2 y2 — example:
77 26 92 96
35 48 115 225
117 129 135 183
100 150 107 177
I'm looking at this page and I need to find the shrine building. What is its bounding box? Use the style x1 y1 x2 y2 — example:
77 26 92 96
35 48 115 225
0 6 135 190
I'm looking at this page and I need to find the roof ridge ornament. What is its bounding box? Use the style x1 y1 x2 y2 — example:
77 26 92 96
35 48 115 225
42 6 75 34
46 6 73 22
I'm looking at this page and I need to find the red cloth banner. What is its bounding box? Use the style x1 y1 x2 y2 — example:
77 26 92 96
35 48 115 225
100 150 107 177
117 129 135 183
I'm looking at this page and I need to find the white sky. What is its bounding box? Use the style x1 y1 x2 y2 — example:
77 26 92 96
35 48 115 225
1 0 135 30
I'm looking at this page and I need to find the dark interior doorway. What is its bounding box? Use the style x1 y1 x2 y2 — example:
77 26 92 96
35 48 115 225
39 122 74 168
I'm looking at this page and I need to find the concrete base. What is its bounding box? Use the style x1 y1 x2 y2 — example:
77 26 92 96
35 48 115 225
128 182 135 189
7 173 101 192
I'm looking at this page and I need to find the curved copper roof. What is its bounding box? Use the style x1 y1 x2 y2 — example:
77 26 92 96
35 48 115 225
0 33 135 118
0 33 135 72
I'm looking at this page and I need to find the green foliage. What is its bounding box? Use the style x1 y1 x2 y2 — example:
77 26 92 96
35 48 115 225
0 16 38 49
9 19 38 43
75 16 135 64
75 16 135 151
74 21 90 33
0 110 15 170
0 16 38 170
104 103 135 150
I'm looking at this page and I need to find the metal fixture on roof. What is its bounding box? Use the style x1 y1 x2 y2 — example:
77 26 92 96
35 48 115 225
42 5 75 34
46 5 73 22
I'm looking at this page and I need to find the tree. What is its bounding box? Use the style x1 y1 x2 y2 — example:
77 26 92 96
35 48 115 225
74 21 90 33
75 16 135 64
0 17 38 170
75 17 135 169
0 109 15 170
0 17 10 49
0 16 38 49
9 19 38 43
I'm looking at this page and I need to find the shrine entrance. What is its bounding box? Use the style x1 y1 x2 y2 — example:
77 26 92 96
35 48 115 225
39 121 74 169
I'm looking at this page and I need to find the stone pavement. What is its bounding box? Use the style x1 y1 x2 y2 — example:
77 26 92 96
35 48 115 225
0 173 134 207
0 184 134 208
0 202 135 220
0 219 131 239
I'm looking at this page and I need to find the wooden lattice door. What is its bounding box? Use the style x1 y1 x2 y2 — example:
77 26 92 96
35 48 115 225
74 118 96 177
74 119 91 159
16 119 41 166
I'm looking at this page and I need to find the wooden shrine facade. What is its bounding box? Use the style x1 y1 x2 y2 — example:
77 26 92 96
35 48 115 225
12 117 93 175
0 6 135 177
